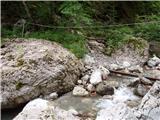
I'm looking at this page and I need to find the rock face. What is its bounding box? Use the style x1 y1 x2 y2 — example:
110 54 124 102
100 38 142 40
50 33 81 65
1 38 83 109
136 81 160 120
85 38 149 68
14 98 80 120
96 103 138 120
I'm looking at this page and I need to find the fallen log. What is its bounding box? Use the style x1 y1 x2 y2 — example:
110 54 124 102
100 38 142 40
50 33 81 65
109 70 160 81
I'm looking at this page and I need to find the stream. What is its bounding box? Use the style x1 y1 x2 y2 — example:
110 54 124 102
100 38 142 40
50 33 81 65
1 68 157 120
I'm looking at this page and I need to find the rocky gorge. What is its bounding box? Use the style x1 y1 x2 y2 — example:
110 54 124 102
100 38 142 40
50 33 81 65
1 38 160 120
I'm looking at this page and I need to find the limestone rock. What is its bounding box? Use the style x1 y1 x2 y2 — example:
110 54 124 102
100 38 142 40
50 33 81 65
1 38 83 109
136 81 160 120
128 78 140 87
45 92 58 100
13 98 80 120
96 82 114 96
87 84 95 92
128 65 143 73
122 61 131 68
109 63 119 70
147 55 160 67
140 77 152 85
81 74 90 85
99 66 110 80
90 69 102 85
96 103 137 120
134 84 149 97
73 86 89 96
83 55 95 65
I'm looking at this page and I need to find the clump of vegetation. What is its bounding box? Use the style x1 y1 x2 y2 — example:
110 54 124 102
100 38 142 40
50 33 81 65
17 59 24 66
104 27 134 55
25 30 87 58
15 81 24 90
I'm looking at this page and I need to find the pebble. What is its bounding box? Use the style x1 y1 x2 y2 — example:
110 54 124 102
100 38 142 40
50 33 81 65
73 86 89 96
87 84 95 92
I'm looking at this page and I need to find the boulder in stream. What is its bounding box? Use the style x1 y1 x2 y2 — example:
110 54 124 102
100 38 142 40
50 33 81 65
13 98 80 120
135 81 160 120
1 38 83 109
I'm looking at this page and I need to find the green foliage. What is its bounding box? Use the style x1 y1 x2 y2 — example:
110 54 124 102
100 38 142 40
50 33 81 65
104 27 134 55
1 27 21 38
59 1 93 26
24 30 87 58
134 15 160 41
1 1 160 58
134 23 160 42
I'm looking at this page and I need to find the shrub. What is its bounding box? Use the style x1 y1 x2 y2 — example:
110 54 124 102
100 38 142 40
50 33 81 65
104 26 134 55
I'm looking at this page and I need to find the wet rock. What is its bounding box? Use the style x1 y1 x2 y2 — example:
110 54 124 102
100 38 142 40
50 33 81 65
73 86 89 97
125 99 141 108
1 38 83 109
105 80 119 88
90 69 102 85
99 66 110 80
140 77 152 85
147 55 160 67
87 84 95 92
128 78 140 87
96 82 114 96
81 74 90 85
96 103 137 120
134 84 149 97
136 81 160 120
128 77 152 87
145 69 160 79
14 98 80 120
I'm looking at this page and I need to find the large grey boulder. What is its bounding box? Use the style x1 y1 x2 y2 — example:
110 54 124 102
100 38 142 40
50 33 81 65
135 81 160 120
1 38 83 109
96 103 138 120
13 98 80 120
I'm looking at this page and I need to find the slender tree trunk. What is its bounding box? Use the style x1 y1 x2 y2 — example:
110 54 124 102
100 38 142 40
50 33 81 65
22 1 33 22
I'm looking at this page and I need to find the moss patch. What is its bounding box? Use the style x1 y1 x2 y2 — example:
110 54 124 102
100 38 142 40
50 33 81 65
15 81 24 90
